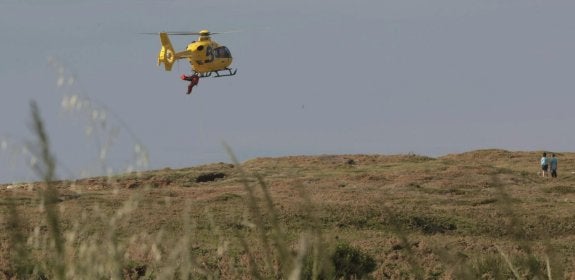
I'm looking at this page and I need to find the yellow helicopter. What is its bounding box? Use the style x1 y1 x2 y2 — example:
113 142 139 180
151 30 237 94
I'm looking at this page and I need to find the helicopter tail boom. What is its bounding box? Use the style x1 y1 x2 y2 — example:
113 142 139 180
157 32 177 71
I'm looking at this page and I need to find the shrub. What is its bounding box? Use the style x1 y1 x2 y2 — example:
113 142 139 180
301 241 376 280
332 242 377 279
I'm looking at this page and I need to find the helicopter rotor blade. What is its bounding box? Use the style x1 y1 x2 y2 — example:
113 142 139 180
165 32 205 35
139 29 250 36
138 32 203 35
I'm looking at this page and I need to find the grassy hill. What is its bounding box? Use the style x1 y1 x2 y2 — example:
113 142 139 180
1 149 575 279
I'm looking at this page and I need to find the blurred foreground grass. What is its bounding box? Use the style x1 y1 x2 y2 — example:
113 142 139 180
1 103 575 279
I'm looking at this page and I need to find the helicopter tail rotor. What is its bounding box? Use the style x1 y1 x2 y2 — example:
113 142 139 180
158 32 176 71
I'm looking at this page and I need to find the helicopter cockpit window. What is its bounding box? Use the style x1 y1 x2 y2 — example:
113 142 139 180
214 46 232 58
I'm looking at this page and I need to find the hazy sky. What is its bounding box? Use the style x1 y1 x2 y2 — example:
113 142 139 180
1 0 574 183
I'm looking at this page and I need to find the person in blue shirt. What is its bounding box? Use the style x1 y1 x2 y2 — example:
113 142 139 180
540 152 549 177
550 153 558 178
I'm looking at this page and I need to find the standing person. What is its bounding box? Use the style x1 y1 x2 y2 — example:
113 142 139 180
540 152 549 177
550 153 558 178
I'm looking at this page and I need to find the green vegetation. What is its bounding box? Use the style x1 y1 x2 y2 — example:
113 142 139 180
331 242 377 279
1 103 575 278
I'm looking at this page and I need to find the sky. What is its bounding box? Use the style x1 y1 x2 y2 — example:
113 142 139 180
1 0 574 183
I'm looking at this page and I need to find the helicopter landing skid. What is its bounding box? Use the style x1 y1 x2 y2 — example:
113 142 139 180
196 68 237 78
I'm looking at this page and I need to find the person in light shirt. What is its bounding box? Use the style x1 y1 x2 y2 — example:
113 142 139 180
540 152 549 177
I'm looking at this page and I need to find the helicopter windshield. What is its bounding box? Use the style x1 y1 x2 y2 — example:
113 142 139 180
214 46 232 58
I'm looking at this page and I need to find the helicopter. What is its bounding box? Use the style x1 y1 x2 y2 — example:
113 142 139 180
153 30 237 94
